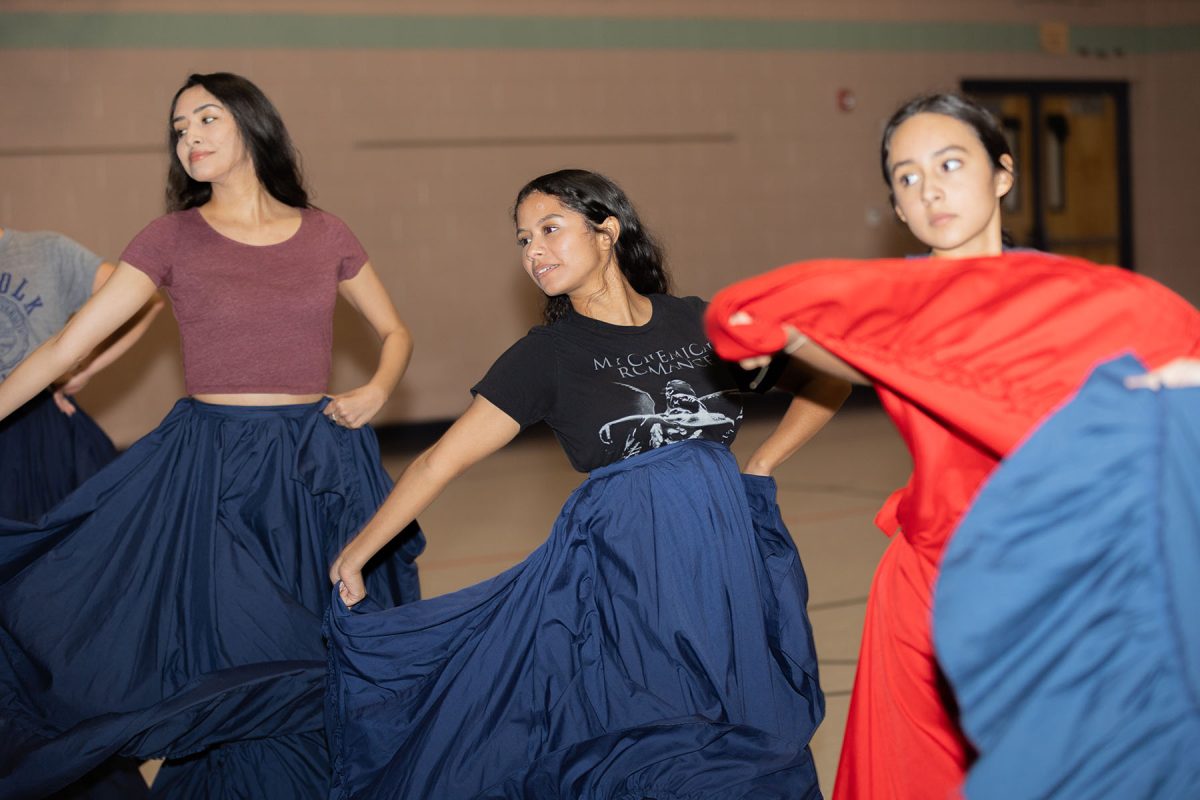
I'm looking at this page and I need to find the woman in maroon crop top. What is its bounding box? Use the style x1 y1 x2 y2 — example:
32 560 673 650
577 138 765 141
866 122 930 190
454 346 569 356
0 73 423 798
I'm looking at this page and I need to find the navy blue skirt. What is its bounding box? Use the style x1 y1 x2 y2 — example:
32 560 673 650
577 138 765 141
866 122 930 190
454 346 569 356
327 439 824 799
0 391 117 522
0 398 424 799
934 356 1200 799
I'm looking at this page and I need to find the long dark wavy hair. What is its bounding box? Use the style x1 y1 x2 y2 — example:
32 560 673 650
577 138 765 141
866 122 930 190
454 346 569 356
880 91 1016 247
513 169 669 324
166 72 310 212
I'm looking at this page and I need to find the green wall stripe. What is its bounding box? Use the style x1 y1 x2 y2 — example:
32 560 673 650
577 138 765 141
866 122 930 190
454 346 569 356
1072 24 1200 53
1150 24 1200 52
0 13 1196 53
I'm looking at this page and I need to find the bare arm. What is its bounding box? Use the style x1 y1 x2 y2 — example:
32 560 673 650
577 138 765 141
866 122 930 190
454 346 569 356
742 359 852 477
785 336 871 386
330 395 522 606
53 262 166 413
326 262 414 429
0 262 158 421
734 319 871 386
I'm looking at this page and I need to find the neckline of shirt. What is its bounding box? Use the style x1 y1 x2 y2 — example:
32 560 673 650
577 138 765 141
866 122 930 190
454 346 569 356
565 293 663 335
189 206 309 249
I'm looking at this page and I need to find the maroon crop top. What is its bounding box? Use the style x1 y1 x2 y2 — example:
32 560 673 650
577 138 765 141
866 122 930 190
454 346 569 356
120 207 368 395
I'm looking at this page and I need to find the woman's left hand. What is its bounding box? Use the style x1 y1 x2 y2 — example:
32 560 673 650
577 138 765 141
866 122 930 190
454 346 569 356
329 553 368 607
51 369 94 415
325 384 387 429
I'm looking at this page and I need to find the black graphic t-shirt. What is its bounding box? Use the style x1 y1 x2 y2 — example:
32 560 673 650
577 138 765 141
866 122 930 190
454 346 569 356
473 294 780 473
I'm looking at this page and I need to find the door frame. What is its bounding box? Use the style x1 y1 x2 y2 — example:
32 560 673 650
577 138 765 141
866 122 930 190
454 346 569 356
962 79 1133 270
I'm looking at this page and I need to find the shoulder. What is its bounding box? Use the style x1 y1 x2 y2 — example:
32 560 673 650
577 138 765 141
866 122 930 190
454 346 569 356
673 294 708 315
302 208 367 255
652 292 705 312
120 212 197 284
650 293 708 326
130 210 197 242
511 324 560 352
304 207 342 225
123 211 198 255
304 209 370 280
485 325 562 371
9 229 80 251
304 208 356 236
13 230 101 267
477 326 560 391
12 230 57 247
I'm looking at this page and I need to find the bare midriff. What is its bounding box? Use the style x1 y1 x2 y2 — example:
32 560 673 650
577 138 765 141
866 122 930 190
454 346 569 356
192 393 326 406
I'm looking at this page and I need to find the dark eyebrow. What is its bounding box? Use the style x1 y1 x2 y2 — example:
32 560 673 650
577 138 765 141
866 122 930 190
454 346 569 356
515 213 565 236
934 145 968 157
890 144 968 176
171 102 224 124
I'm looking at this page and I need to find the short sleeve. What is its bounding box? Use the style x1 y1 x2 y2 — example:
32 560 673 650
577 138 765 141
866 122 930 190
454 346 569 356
471 330 558 429
119 215 177 287
325 213 369 282
48 233 103 313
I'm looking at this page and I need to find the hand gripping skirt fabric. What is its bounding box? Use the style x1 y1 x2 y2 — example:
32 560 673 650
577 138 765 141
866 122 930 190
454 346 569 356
0 391 118 522
934 356 1200 799
0 398 425 800
327 438 824 800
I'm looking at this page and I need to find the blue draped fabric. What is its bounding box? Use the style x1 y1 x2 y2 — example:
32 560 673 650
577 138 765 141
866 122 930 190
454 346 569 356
327 439 823 799
0 398 424 799
0 391 117 522
934 356 1200 799
44 759 152 800
0 391 149 798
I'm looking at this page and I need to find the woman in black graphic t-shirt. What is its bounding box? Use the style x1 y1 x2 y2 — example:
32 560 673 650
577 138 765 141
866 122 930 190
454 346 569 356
326 169 850 799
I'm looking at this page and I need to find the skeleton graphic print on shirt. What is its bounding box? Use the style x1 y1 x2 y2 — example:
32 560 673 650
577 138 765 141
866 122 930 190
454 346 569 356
599 380 740 459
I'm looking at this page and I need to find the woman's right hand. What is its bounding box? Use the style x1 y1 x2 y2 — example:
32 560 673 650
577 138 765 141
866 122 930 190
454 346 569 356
325 396 523 610
330 553 367 608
